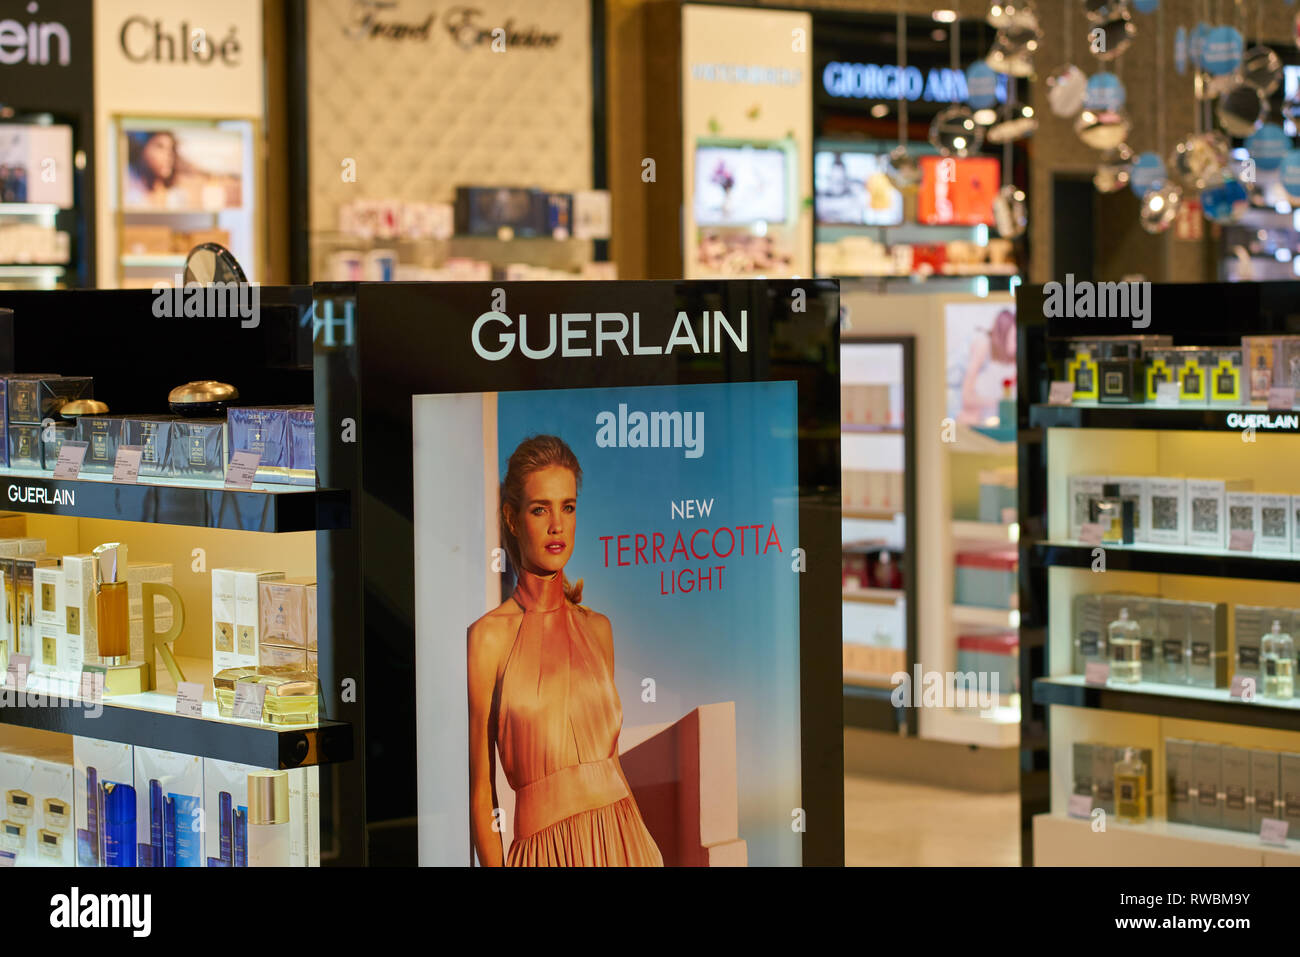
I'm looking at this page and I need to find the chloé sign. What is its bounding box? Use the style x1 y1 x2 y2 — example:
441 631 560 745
119 17 242 66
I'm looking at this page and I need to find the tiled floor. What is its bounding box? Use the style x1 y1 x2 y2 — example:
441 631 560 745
844 774 1021 866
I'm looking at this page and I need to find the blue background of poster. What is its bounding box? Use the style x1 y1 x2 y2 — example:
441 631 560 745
497 380 802 865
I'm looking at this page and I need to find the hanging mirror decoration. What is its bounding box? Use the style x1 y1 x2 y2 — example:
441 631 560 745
1216 83 1266 137
993 185 1028 238
1168 132 1231 190
1090 11 1137 61
932 16 985 157
988 103 1038 143
1139 181 1182 232
1241 46 1282 95
1093 143 1135 192
887 7 922 189
1076 71 1131 150
987 23 1041 76
1046 0 1087 117
1084 0 1130 23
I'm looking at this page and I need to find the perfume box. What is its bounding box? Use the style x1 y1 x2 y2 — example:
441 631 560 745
75 416 122 474
1143 347 1182 401
1128 596 1159 672
1278 338 1300 394
1186 601 1228 688
1108 476 1146 542
1097 342 1143 404
1156 599 1189 685
287 406 315 486
1072 593 1104 672
306 583 317 651
1233 605 1267 688
39 422 75 471
1257 493 1291 554
7 424 40 469
454 186 547 237
0 752 36 862
13 556 55 660
1221 745 1251 831
7 376 92 425
133 747 202 868
1092 744 1117 814
545 191 572 235
1164 738 1190 826
259 643 307 670
120 415 177 478
201 758 260 867
61 554 95 669
169 418 227 481
1175 348 1214 403
259 577 315 650
1186 479 1252 550
1242 336 1282 400
1208 348 1244 406
1251 750 1280 831
1193 741 1222 828
227 407 290 481
1143 477 1186 546
73 736 134 868
33 566 60 627
212 568 285 674
1282 754 1300 826
1068 475 1106 541
0 538 47 558
1225 492 1259 549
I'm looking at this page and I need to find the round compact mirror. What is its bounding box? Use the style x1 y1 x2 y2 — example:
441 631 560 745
1241 45 1283 95
986 25 1041 77
1074 108 1132 150
183 242 248 286
886 145 922 189
1091 12 1137 62
1216 83 1266 137
987 103 1038 143
1093 144 1134 193
1139 182 1182 234
1167 132 1231 190
1046 64 1089 117
993 185 1028 238
929 105 985 157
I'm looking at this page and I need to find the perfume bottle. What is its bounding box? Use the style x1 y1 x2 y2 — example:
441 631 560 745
1090 483 1135 545
1252 353 1272 398
247 770 289 867
233 805 248 867
1263 620 1295 699
92 543 128 664
101 782 136 867
1108 608 1142 683
1114 747 1147 822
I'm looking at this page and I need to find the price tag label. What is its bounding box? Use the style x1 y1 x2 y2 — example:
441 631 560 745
1229 529 1255 552
231 681 266 722
224 451 260 490
1230 674 1257 700
1084 660 1110 686
1048 381 1074 406
6 654 29 690
1261 817 1290 846
112 446 143 484
0 851 14 867
79 670 104 703
1268 387 1296 411
1067 793 1094 819
1155 381 1180 406
175 681 204 717
1079 523 1105 546
51 441 87 480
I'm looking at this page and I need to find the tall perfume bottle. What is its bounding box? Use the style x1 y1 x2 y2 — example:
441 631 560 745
92 543 128 664
101 782 136 867
247 770 289 867
1252 353 1272 398
1108 608 1142 683
1090 483 1135 545
1114 747 1147 822
1263 620 1295 699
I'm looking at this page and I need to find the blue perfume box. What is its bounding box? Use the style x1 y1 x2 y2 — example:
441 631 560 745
227 407 290 481
287 406 315 486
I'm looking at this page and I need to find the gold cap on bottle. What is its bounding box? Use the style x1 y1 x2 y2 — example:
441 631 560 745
91 543 123 589
247 770 289 826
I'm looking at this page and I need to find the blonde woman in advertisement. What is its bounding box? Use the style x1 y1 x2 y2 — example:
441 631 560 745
467 435 662 867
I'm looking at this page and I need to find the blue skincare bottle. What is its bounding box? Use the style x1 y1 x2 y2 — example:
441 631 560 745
164 794 177 867
102 782 136 867
232 806 247 867
219 792 233 865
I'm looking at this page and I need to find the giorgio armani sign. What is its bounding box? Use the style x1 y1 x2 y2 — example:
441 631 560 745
344 0 561 49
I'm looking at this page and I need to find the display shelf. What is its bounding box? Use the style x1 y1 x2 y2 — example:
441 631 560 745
1029 402 1299 434
1033 674 1300 732
923 705 1020 748
0 266 64 278
1034 540 1300 582
842 682 905 733
121 253 187 267
950 421 1016 455
952 604 1019 628
0 469 347 532
841 423 903 434
843 672 899 689
952 519 1019 543
1033 811 1300 866
842 587 905 605
0 203 61 216
843 506 903 521
2 663 351 769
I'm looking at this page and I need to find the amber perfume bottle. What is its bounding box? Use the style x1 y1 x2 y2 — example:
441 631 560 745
93 543 128 664
1114 747 1147 822
1090 483 1135 545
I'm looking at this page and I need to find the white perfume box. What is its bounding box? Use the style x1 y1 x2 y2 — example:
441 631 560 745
212 568 284 673
1258 493 1292 555
34 622 61 675
1143 477 1187 546
1225 492 1259 550
133 747 202 868
1068 475 1107 540
0 538 46 558
201 757 261 867
1186 479 1252 550
72 736 133 868
1292 496 1300 555
61 555 95 669
29 759 73 867
1108 475 1147 542
33 566 60 627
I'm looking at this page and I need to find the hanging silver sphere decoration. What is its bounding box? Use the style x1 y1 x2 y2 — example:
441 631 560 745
1216 83 1266 137
886 145 922 189
993 185 1029 238
1075 107 1132 150
1046 64 1089 117
1241 45 1283 96
1094 144 1134 193
1167 132 1231 190
986 25 1041 77
1139 181 1182 233
1091 12 1137 61
929 105 985 157
987 103 1038 143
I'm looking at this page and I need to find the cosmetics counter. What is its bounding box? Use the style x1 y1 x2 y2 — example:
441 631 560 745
0 286 359 868
1019 281 1300 866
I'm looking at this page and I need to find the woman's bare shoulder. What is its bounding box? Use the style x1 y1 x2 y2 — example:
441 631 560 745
467 598 523 645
